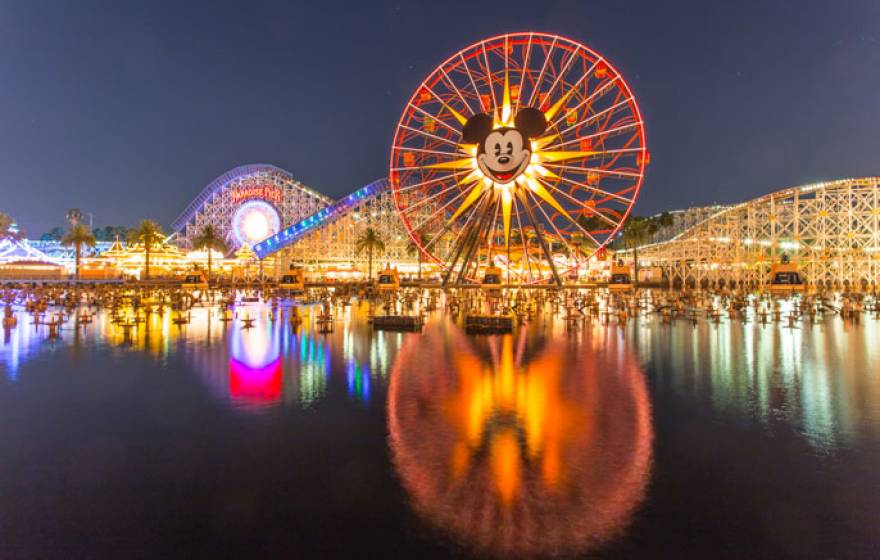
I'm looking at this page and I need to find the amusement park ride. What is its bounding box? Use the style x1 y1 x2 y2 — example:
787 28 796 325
390 32 648 287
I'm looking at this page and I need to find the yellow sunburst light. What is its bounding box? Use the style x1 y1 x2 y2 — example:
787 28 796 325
428 74 603 247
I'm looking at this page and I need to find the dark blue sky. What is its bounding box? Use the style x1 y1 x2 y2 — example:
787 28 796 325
1 0 877 234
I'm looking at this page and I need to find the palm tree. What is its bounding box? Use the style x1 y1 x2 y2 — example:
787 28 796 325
355 227 385 280
620 216 660 283
192 225 228 282
127 219 165 280
0 213 21 241
66 208 84 227
577 214 608 233
62 224 96 281
406 233 431 281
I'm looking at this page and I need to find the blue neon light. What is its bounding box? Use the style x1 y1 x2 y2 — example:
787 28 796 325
252 178 389 258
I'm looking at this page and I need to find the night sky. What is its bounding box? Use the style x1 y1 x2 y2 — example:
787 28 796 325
1 0 878 235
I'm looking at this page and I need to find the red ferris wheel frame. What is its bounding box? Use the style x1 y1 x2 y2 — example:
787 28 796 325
389 32 648 284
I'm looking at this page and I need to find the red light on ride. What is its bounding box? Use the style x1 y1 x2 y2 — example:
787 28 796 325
538 92 550 111
403 152 415 167
419 89 431 103
637 150 651 166
579 138 592 151
480 94 492 112
566 109 578 126
511 85 520 102
595 64 608 78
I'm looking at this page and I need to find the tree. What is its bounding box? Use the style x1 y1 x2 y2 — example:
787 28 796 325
355 228 385 281
619 216 661 283
0 213 21 241
577 214 609 233
66 208 85 227
656 211 674 229
192 225 228 281
62 223 96 281
406 233 431 281
127 220 165 280
39 226 64 241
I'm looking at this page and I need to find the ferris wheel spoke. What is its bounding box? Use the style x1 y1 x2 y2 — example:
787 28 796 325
511 196 536 281
554 95 634 138
544 162 642 180
525 189 576 256
419 85 469 126
545 121 643 150
544 172 637 205
478 42 499 114
396 145 463 158
393 170 467 194
534 175 627 220
398 124 460 147
547 76 619 130
408 102 462 135
486 198 502 260
516 190 561 285
407 183 479 234
403 181 465 213
541 46 582 106
514 33 533 114
439 66 477 116
531 179 605 240
525 36 558 107
457 52 483 110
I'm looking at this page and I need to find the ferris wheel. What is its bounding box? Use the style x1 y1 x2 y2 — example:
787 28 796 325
389 32 647 285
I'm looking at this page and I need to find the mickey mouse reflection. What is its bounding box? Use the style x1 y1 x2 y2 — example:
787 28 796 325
387 326 653 556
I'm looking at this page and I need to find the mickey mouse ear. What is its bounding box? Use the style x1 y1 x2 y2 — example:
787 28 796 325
514 107 548 138
461 113 493 144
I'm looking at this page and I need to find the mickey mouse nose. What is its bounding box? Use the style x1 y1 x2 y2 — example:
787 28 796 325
498 156 510 164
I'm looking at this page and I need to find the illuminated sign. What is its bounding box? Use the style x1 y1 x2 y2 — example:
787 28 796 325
230 185 283 205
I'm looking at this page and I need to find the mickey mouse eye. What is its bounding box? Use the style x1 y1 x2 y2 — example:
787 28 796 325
506 142 513 155
494 143 502 156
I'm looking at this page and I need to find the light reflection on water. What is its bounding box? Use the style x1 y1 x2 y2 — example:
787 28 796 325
0 295 877 438
388 321 652 556
627 310 880 451
0 302 404 412
0 292 878 554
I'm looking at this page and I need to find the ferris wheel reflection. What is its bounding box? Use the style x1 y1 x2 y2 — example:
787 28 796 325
388 323 653 557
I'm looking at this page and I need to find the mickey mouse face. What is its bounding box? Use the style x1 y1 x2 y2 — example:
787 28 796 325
477 128 530 183
461 108 548 185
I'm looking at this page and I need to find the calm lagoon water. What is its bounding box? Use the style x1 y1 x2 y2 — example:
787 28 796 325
0 297 878 558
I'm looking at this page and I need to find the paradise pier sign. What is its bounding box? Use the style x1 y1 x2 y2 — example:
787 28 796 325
230 184 283 205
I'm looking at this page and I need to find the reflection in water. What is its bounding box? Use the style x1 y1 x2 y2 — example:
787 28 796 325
632 315 880 450
388 321 653 557
0 301 403 412
228 312 283 408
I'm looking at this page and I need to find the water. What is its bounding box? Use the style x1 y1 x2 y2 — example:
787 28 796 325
0 298 878 558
